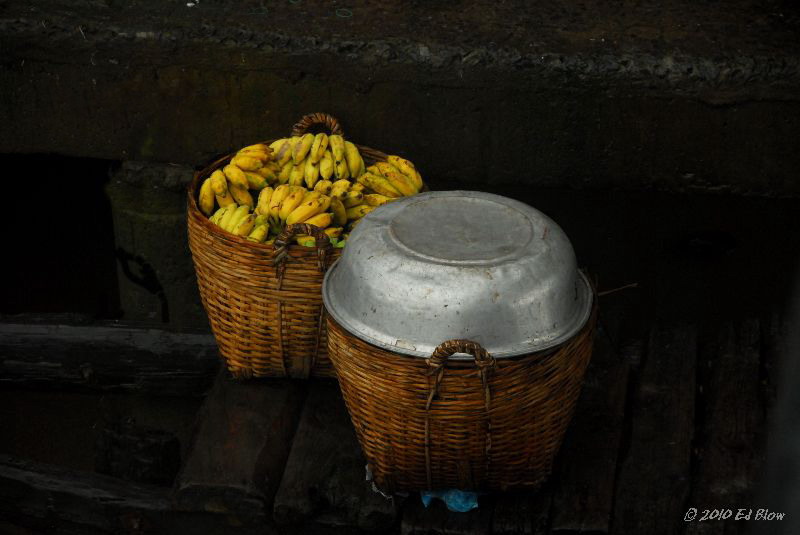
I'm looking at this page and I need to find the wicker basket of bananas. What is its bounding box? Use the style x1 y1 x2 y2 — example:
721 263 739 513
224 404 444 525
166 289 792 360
187 112 426 379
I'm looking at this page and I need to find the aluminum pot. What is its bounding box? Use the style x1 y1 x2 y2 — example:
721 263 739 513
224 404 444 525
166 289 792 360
322 190 593 359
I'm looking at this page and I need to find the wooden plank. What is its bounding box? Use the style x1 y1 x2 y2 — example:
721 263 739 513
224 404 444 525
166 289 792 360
401 495 492 535
173 370 306 520
491 489 552 535
687 320 763 535
0 453 170 533
273 382 399 531
611 323 697 535
550 320 631 533
0 454 268 534
0 321 219 396
95 421 182 487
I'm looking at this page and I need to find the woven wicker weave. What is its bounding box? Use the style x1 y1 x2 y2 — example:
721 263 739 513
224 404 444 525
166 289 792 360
327 297 597 492
187 112 388 379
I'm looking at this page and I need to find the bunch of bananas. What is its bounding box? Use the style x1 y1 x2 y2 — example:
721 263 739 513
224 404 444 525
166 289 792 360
197 137 424 247
269 134 364 189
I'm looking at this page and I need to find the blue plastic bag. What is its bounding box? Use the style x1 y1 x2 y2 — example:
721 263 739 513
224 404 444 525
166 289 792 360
420 489 480 513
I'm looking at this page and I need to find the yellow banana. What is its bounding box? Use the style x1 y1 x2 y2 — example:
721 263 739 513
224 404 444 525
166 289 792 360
304 212 333 229
255 187 274 216
318 194 332 212
239 146 269 157
286 198 324 225
330 197 347 226
223 164 249 190
233 214 256 236
268 185 291 221
218 203 240 230
329 134 345 163
310 133 328 163
344 141 364 178
386 155 419 188
334 159 350 180
235 149 269 163
288 185 308 195
254 214 270 227
268 139 286 152
350 182 365 193
278 161 293 184
330 179 351 200
256 166 277 184
374 161 398 176
319 150 334 180
244 171 268 190
342 190 364 208
239 143 269 153
374 161 400 177
295 235 316 247
209 205 229 225
229 184 254 207
363 193 394 207
304 157 320 189
302 190 322 203
231 155 263 171
292 133 314 165
210 169 228 195
346 204 375 220
278 190 305 221
247 224 269 243
314 179 333 195
288 163 306 186
271 137 295 167
382 171 417 196
215 190 236 207
324 227 343 239
265 161 281 173
198 178 216 216
226 204 252 232
357 173 402 197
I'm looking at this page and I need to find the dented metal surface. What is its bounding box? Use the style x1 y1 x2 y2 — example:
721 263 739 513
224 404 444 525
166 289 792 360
322 191 593 359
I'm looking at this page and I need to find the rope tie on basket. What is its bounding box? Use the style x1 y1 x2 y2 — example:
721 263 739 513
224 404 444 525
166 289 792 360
271 223 331 376
272 223 332 290
424 340 496 490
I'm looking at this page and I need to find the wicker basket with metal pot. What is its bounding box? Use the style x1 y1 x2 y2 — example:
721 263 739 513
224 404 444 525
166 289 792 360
323 190 596 492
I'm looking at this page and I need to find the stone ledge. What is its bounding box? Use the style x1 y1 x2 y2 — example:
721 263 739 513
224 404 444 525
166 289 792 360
1 0 799 102
2 1 799 197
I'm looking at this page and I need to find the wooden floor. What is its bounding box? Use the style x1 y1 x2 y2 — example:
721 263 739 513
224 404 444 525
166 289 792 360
0 304 786 535
172 304 784 535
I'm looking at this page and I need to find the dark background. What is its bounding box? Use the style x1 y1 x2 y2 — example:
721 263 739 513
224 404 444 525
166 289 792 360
1 1 799 534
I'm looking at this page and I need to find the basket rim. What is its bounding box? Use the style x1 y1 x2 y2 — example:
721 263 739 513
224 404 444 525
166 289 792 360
326 291 597 364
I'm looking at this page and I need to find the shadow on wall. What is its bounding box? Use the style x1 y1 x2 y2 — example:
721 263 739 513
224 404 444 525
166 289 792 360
114 247 168 323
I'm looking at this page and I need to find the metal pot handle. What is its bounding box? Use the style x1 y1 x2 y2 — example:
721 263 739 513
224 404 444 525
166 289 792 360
291 112 344 137
423 339 495 489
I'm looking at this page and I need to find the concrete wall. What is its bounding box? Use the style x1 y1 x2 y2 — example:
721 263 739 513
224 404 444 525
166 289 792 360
2 0 798 328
